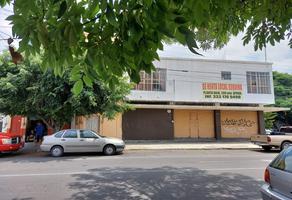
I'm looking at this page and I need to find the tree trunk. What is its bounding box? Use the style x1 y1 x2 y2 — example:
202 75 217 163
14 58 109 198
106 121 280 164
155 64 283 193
39 117 59 133
38 116 68 133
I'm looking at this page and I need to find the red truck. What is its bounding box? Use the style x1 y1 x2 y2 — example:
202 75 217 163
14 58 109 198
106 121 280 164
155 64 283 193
0 115 25 153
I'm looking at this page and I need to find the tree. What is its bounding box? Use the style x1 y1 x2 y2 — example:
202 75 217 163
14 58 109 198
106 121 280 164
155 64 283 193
0 0 291 93
0 52 131 131
270 71 292 128
264 112 277 129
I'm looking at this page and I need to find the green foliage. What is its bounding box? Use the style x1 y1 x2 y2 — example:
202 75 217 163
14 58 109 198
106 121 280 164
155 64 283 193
272 71 292 126
0 52 131 129
0 0 9 7
264 112 277 129
0 0 291 91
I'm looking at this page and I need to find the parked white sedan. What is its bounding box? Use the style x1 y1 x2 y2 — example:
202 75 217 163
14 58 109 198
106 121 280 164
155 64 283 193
261 146 292 199
40 129 125 157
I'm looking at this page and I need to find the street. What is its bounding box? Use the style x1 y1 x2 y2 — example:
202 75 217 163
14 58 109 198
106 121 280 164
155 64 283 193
0 149 279 200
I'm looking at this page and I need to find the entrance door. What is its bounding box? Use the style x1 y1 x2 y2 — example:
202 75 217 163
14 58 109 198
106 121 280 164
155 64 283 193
122 109 174 140
85 115 99 133
174 110 215 139
190 112 199 138
10 116 22 135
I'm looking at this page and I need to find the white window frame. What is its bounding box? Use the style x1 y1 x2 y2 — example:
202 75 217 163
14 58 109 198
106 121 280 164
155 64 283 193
134 68 166 91
246 71 271 94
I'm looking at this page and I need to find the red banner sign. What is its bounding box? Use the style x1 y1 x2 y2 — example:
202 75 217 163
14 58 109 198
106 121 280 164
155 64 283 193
202 83 243 99
202 83 242 91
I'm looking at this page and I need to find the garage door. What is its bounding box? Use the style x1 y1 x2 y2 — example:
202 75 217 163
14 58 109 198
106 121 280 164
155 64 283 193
174 110 215 139
122 109 174 140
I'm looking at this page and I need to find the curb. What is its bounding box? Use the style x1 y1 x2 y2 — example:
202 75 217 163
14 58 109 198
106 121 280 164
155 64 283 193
125 146 261 151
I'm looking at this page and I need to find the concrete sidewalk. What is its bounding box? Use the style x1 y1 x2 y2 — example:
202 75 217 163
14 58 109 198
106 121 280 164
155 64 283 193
21 141 260 153
125 141 260 150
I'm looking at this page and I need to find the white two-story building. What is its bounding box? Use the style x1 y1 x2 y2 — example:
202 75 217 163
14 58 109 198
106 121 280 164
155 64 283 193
74 57 288 140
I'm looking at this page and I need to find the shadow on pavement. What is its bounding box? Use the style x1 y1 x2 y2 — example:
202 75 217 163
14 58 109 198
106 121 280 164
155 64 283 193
0 142 124 163
250 149 281 154
0 151 122 163
69 167 263 200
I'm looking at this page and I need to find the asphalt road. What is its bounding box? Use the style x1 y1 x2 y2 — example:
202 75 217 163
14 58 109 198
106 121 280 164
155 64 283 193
0 149 279 200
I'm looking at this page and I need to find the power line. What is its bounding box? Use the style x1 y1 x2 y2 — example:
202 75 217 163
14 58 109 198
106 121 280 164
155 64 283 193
0 32 5 39
0 8 13 15
2 8 13 13
170 73 247 80
0 30 11 37
167 68 271 77
171 79 251 86
0 38 19 41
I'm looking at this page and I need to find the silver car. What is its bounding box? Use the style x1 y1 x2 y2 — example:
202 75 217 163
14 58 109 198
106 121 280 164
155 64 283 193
40 129 125 157
261 146 292 200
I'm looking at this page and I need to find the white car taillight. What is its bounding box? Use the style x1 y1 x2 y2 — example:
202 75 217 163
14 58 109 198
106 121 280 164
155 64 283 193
2 138 12 144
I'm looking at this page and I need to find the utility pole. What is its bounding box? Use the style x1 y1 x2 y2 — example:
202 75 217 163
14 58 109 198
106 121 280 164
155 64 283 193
264 46 267 62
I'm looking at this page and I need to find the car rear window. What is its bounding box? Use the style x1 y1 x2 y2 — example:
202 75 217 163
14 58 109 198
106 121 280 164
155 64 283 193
280 128 292 133
270 147 292 173
54 131 64 138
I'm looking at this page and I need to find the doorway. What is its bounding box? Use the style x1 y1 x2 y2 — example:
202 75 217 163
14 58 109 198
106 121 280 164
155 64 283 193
174 110 215 139
25 119 47 142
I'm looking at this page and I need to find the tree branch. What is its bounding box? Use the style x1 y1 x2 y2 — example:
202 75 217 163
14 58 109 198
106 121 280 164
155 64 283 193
82 13 102 25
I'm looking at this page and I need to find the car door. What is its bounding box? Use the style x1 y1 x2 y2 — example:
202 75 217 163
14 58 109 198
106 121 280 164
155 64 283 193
61 130 80 152
79 130 103 152
269 147 292 199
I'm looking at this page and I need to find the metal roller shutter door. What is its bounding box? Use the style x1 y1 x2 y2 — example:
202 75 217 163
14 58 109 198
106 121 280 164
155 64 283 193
122 109 174 140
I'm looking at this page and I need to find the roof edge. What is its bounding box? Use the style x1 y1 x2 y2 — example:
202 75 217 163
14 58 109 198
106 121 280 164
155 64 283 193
131 104 289 112
158 56 273 66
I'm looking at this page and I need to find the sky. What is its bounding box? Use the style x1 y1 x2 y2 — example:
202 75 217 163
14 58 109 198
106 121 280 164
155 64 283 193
0 6 291 73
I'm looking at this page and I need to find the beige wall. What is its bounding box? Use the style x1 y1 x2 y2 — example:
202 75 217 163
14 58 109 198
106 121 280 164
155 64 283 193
99 114 122 139
73 115 99 132
73 114 122 138
74 116 86 129
174 110 215 139
221 111 258 138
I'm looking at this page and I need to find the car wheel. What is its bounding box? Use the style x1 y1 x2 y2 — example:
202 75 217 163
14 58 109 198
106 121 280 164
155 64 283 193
281 141 292 151
50 146 64 157
103 145 116 156
262 146 272 151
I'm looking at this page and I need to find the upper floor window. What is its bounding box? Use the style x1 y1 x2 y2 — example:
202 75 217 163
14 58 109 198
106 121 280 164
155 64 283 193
246 71 271 94
134 68 166 91
221 71 231 80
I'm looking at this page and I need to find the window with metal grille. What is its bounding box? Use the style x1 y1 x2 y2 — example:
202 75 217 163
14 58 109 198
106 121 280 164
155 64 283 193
246 71 271 94
221 71 231 80
134 68 166 91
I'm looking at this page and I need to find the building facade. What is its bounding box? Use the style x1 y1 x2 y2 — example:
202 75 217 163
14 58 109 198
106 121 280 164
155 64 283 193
74 58 288 140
